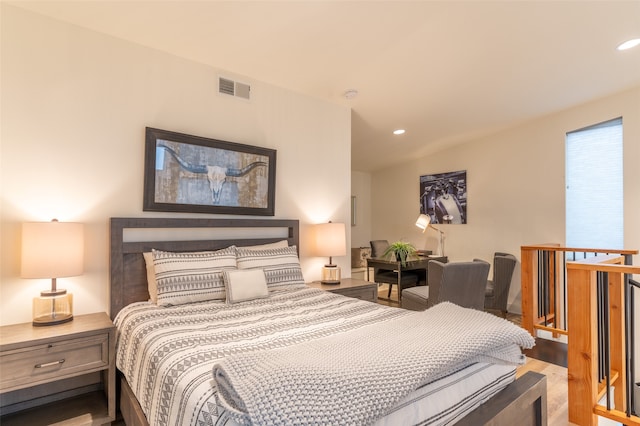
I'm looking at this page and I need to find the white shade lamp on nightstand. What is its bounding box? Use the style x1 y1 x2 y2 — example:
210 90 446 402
415 214 445 256
314 221 346 285
21 219 84 326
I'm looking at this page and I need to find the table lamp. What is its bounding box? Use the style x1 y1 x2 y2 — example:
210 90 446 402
415 214 445 256
21 219 84 326
314 222 346 284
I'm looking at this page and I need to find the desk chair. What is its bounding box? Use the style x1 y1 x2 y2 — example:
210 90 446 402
401 259 490 311
369 240 419 301
484 252 517 317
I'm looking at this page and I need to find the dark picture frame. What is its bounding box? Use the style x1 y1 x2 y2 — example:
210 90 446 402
419 170 467 224
143 127 276 216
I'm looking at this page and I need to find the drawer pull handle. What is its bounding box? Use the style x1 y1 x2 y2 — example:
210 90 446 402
35 359 65 368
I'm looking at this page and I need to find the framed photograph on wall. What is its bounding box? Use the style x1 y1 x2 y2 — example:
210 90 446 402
419 170 467 224
143 127 276 216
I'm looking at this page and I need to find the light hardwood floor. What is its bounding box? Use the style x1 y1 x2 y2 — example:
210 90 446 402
517 357 577 426
378 283 577 426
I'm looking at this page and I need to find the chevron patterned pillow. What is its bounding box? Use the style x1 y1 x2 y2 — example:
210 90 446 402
153 246 237 306
236 245 305 291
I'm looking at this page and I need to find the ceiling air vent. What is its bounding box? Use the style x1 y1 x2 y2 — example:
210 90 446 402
218 77 251 100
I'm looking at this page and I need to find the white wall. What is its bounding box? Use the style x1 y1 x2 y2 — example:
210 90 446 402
0 5 352 326
371 86 640 314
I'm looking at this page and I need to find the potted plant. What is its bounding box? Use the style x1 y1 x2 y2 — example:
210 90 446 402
383 241 417 267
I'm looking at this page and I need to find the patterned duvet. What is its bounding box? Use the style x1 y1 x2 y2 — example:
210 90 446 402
115 285 532 425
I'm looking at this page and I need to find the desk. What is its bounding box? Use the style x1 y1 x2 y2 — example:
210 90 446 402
366 256 448 300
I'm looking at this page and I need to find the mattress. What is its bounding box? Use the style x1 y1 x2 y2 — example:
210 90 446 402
115 286 519 426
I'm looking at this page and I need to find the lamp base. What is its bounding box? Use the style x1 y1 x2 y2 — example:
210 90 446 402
321 264 341 285
33 291 73 326
33 313 73 327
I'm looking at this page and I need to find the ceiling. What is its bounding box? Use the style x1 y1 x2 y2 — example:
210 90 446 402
8 1 640 172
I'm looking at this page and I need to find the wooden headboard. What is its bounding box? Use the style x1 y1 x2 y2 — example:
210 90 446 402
109 217 299 319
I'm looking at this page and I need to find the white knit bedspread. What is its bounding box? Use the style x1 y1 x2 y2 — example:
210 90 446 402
213 302 535 425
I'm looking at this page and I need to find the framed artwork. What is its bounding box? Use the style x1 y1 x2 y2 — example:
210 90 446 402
419 170 467 224
143 127 276 216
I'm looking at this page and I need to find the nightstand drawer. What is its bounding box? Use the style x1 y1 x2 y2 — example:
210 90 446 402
335 286 377 302
0 334 109 392
307 279 378 303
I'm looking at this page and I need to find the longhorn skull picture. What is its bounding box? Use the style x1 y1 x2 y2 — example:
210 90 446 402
144 127 276 215
157 143 267 204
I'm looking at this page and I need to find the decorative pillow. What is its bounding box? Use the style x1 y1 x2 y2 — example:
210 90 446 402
142 252 158 304
236 245 305 291
223 269 269 304
152 247 237 306
240 240 288 250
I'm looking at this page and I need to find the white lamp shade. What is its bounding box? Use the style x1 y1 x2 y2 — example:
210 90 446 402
415 214 431 232
21 221 84 279
314 222 346 257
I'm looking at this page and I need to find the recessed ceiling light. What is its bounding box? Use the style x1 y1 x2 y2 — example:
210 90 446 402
343 89 358 99
617 38 640 51
393 129 405 135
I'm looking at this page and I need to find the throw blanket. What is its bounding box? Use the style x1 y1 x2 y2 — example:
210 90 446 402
213 302 535 426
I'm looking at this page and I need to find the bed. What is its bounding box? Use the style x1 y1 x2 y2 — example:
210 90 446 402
110 217 547 426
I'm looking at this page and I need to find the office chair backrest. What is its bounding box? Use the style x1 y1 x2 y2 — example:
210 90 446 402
427 259 490 310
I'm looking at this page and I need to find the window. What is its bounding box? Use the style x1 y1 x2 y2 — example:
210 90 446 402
566 118 623 249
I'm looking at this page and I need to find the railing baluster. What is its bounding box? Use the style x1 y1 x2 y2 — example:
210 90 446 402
545 250 549 322
625 276 632 417
536 250 540 318
627 279 639 417
601 274 604 383
542 250 545 319
563 252 568 331
538 250 545 320
552 251 557 330
536 248 546 326
602 271 611 411
597 272 603 382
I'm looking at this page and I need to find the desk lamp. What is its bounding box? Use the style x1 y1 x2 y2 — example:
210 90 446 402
21 219 84 326
415 214 445 256
314 222 346 284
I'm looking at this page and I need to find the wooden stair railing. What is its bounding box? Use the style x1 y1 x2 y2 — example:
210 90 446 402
521 245 639 425
521 245 637 338
566 256 640 426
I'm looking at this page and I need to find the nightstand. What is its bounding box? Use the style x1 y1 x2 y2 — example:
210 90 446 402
0 312 115 425
307 278 378 303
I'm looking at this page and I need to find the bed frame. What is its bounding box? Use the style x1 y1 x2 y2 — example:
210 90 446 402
110 217 547 426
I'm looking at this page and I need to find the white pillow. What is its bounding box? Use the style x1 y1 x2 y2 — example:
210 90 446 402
153 247 237 306
142 252 158 304
240 240 288 250
236 245 305 291
223 269 269 304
